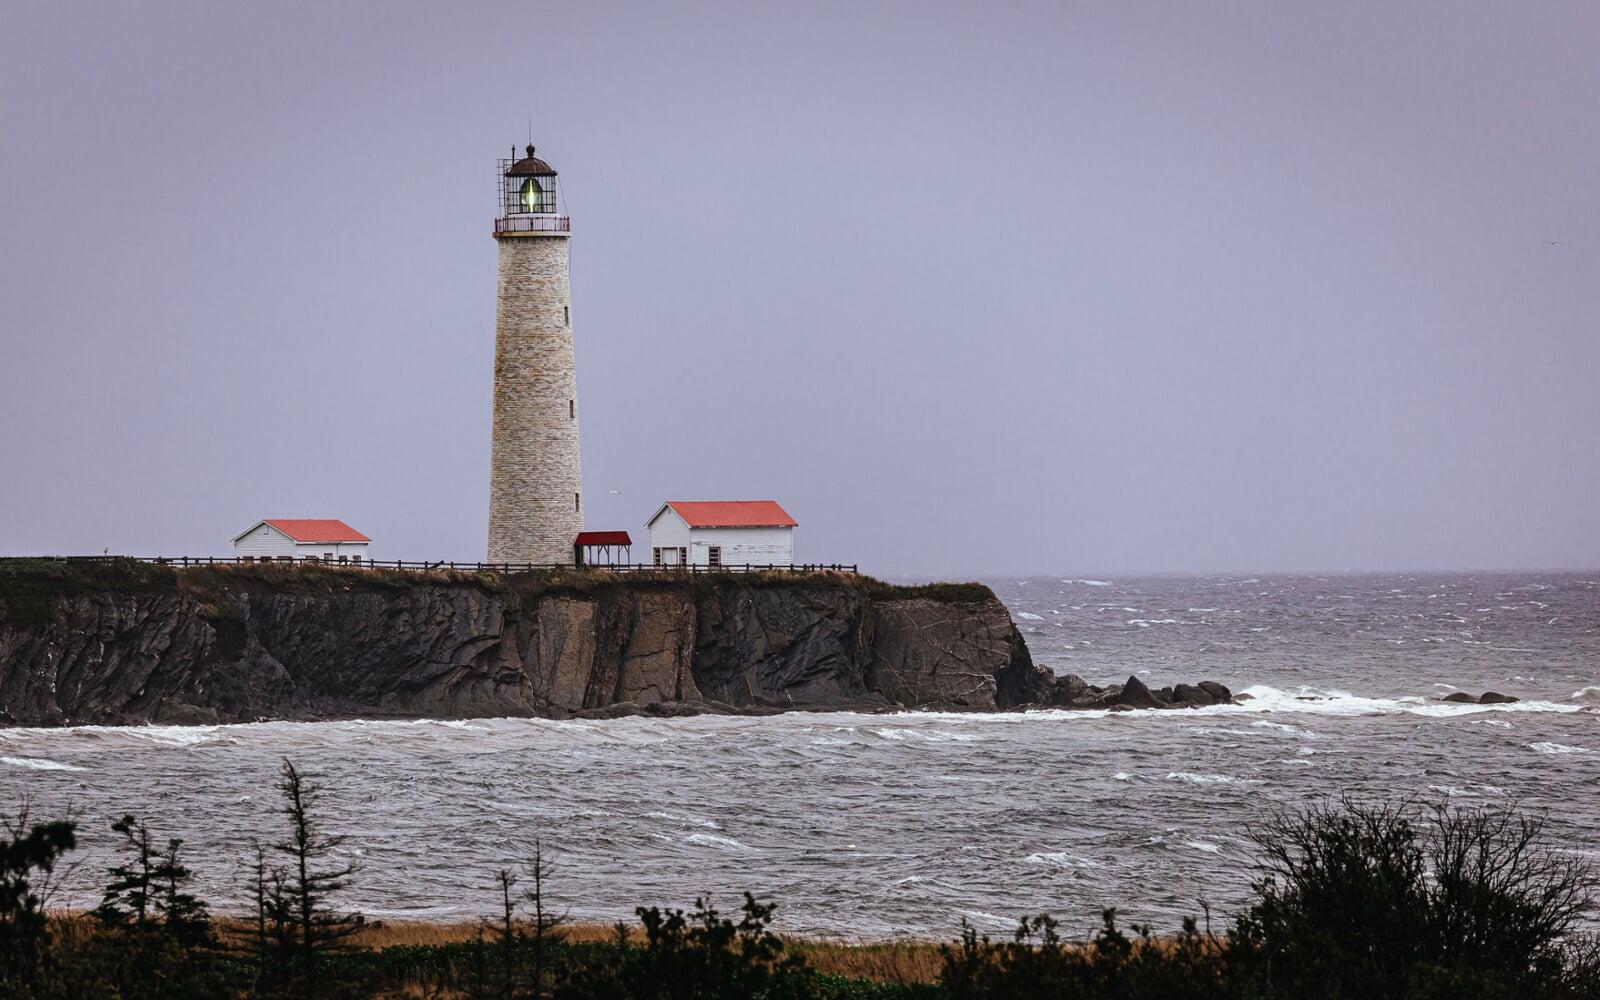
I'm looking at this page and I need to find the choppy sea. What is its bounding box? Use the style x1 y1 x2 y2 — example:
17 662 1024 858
3 573 1596 938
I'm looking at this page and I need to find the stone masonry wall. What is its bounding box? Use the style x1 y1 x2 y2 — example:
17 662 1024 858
488 233 584 564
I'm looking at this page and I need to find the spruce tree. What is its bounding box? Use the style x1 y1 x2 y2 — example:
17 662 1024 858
271 759 365 996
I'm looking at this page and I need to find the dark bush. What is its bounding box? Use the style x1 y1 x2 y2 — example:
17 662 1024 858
0 807 75 988
940 909 1228 1000
557 893 813 1000
1229 798 1600 998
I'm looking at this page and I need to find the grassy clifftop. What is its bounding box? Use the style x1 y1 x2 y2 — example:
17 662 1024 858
0 557 998 628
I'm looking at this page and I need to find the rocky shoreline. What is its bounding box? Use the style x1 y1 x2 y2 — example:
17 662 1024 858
0 560 1514 728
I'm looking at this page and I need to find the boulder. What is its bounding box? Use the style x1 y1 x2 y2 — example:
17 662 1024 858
1478 691 1519 705
1048 673 1094 707
1442 692 1478 703
1171 683 1216 707
1198 681 1232 702
1107 674 1163 709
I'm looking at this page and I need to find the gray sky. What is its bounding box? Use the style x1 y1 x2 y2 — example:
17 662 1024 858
2 1 1597 576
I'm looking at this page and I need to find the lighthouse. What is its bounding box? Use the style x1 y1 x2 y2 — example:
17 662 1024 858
487 143 584 564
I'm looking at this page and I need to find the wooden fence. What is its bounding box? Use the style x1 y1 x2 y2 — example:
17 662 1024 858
20 555 858 575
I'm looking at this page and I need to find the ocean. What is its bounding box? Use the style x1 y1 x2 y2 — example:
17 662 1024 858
2 573 1596 938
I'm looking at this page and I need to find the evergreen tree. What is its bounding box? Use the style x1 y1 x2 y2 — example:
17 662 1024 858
525 839 568 998
270 759 366 996
93 814 158 928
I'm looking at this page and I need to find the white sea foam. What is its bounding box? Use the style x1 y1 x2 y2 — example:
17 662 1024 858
1 756 86 772
1529 742 1588 755
646 810 720 830
1064 579 1112 587
1573 687 1600 705
1250 720 1309 735
870 727 980 743
1183 840 1222 854
1025 851 1098 869
1016 612 1045 620
685 832 750 851
1166 772 1252 785
110 725 226 746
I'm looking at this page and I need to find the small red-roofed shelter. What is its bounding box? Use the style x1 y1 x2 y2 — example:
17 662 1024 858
232 518 372 563
574 530 632 567
644 501 797 567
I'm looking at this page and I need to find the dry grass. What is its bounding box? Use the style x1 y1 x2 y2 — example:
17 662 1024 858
789 938 945 983
345 917 947 984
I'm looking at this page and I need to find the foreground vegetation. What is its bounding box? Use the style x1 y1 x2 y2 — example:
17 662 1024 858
2 765 1596 998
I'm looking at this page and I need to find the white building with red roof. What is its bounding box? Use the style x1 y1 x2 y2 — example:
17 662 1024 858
644 501 796 568
231 519 372 563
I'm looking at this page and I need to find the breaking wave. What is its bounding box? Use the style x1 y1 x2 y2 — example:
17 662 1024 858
0 756 86 772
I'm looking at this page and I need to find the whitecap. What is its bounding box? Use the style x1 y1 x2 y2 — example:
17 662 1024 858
685 832 750 851
1025 851 1098 868
1573 687 1600 705
646 810 720 830
1166 772 1252 785
1064 579 1112 587
0 756 86 772
1016 612 1045 621
1250 720 1308 735
1183 840 1222 854
1528 742 1588 755
871 728 980 743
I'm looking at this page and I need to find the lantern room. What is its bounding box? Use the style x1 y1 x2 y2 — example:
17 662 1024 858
495 144 570 235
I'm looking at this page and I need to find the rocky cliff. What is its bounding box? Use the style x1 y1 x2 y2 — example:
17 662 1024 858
0 561 1039 726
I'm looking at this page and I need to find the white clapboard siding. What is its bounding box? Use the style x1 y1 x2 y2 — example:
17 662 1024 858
689 526 793 566
233 524 297 559
646 507 692 561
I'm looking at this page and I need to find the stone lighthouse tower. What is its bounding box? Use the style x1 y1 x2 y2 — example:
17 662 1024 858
487 142 583 564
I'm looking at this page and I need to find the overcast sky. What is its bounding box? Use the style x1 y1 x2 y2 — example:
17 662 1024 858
2 1 1596 576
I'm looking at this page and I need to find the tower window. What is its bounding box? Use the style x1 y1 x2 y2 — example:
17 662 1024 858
575 492 580 512
569 399 574 419
564 306 569 326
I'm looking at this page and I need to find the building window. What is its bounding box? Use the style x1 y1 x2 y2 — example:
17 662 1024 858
653 547 662 566
708 545 721 568
575 492 581 512
569 399 574 419
351 555 362 565
678 546 687 566
564 305 570 326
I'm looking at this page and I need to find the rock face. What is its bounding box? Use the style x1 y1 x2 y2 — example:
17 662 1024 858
0 563 1037 726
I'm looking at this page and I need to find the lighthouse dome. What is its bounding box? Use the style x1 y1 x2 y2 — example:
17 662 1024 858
505 144 557 177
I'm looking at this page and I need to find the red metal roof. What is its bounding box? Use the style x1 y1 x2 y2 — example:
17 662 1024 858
262 519 371 543
665 501 797 529
575 530 632 546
